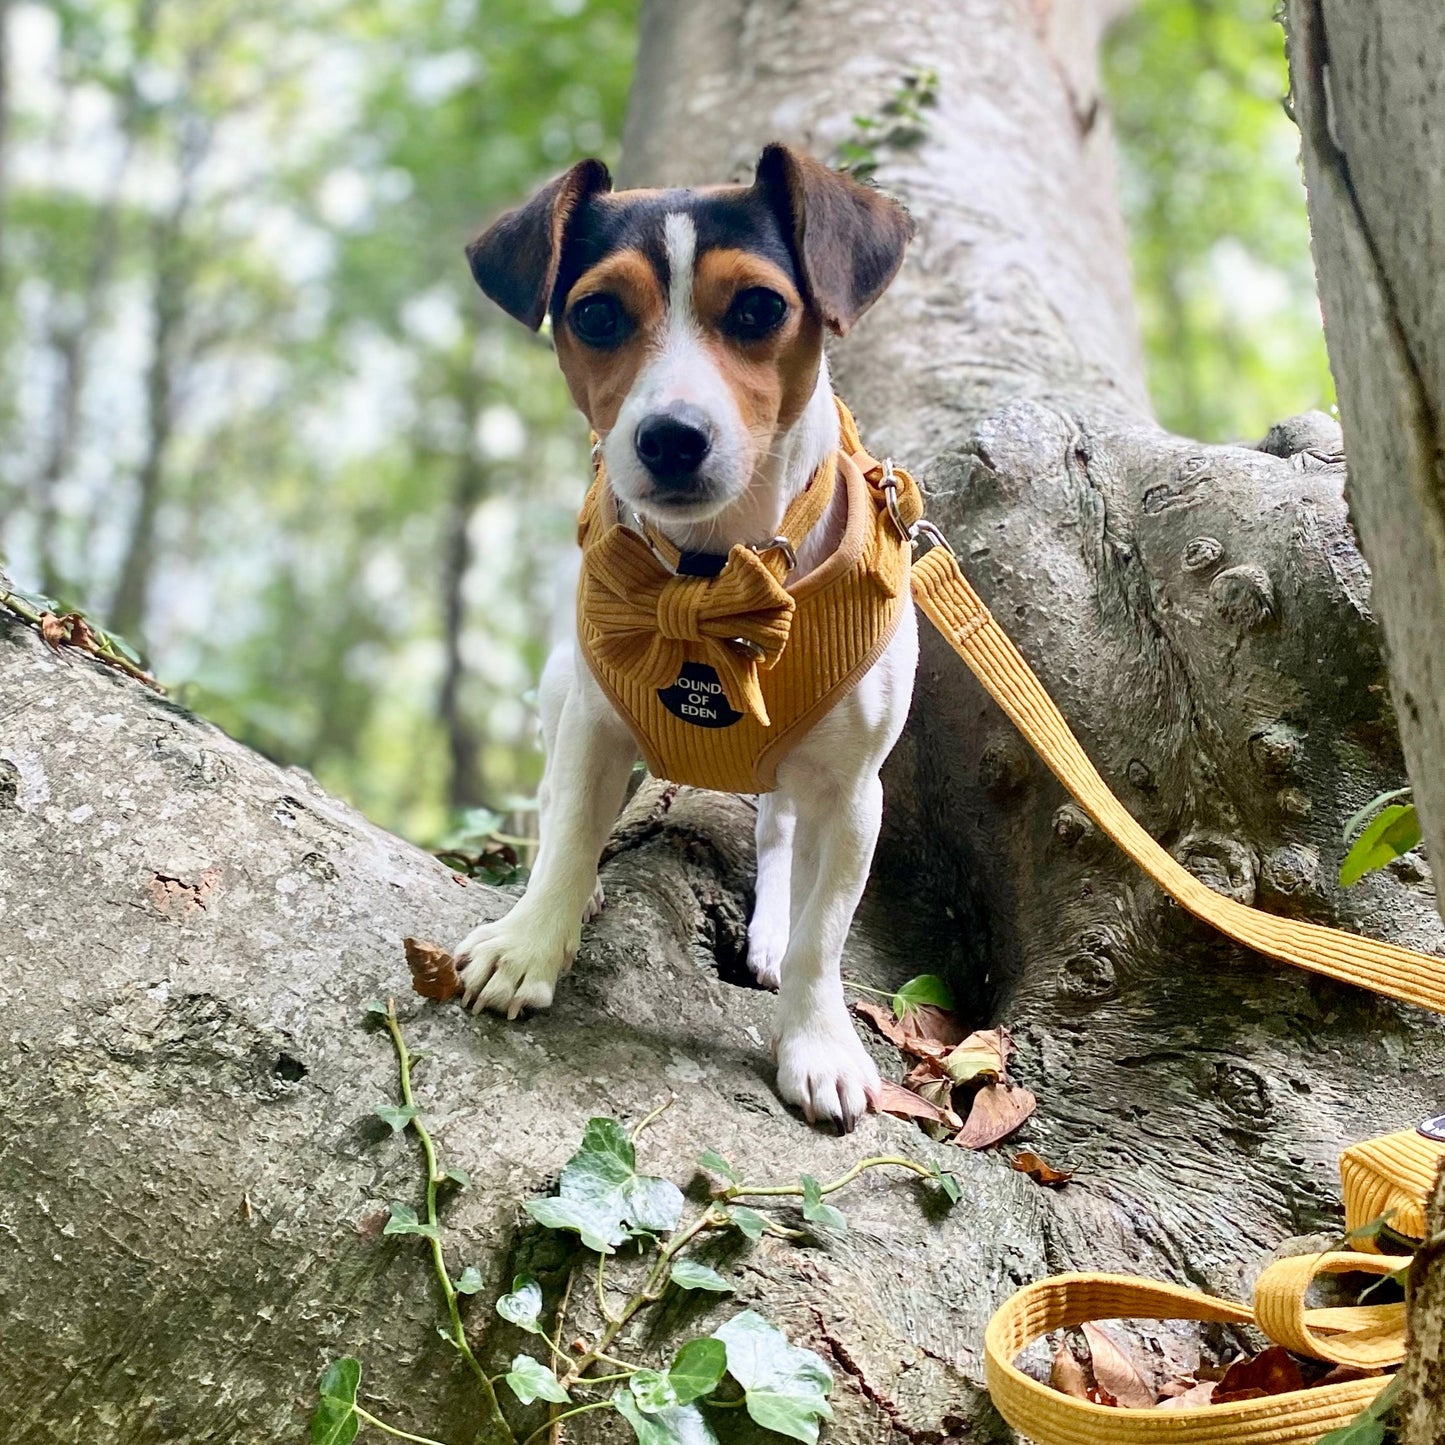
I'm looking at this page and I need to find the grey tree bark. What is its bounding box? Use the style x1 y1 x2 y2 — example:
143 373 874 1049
2 3 1444 1445
1282 4 1445 1441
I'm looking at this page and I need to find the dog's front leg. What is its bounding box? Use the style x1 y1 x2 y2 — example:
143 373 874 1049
746 792 795 989
457 660 636 1018
770 766 885 1130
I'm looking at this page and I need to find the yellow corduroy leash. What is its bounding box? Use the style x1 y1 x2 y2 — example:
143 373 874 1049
870 447 1445 1443
983 1128 1443 1443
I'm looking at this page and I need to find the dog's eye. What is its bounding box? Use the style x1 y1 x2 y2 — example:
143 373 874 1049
725 287 787 340
568 294 628 347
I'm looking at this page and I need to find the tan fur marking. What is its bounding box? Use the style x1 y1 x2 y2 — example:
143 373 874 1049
555 250 666 433
692 249 822 443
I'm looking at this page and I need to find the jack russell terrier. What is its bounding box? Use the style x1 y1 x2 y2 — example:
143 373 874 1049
459 144 916 1131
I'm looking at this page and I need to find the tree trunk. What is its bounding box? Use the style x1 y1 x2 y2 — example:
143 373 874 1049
109 212 185 642
1282 4 1445 1439
439 372 489 813
3 2 1444 1443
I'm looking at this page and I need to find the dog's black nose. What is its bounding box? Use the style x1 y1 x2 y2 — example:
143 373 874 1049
634 406 712 485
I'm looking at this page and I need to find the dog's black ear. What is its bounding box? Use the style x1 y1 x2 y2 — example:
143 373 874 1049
753 143 913 336
466 158 613 330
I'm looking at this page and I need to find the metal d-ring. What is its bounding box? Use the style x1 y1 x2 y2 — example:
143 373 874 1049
748 535 798 571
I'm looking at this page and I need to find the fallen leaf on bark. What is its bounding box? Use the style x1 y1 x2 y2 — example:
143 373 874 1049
39 611 67 648
405 936 462 1001
1211 1345 1303 1403
1081 1322 1155 1409
898 1002 968 1046
941 1027 1016 1084
1158 1381 1217 1408
1311 1364 1382 1388
1011 1151 1074 1186
852 1000 949 1059
953 1083 1036 1149
1049 1343 1091 1400
876 1080 962 1131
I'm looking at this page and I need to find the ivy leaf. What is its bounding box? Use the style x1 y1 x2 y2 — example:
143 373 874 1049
441 1166 471 1190
614 1389 720 1444
311 1358 360 1445
696 1148 740 1184
454 1266 485 1296
524 1195 629 1254
713 1310 833 1443
309 1398 357 1445
891 974 954 1020
364 999 390 1018
496 1274 544 1331
373 1104 418 1134
668 1338 727 1404
927 1160 963 1205
383 1203 440 1242
504 1354 570 1406
669 1260 733 1293
524 1117 684 1253
800 1176 847 1234
1341 787 1412 846
725 1205 769 1239
627 1173 688 1234
629 1367 680 1412
1340 804 1421 885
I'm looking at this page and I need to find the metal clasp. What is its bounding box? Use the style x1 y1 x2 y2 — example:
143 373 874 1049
879 458 956 558
748 535 798 571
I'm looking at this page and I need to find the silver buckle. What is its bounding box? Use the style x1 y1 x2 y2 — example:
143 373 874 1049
748 535 797 571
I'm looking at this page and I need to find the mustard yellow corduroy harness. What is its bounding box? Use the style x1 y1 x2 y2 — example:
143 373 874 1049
576 398 918 793
575 395 1445 1444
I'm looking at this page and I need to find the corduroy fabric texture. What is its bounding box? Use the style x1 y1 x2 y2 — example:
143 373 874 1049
576 398 919 793
983 1128 1441 1444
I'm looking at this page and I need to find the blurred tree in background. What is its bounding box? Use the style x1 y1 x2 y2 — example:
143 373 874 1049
1105 0 1334 438
0 0 1330 847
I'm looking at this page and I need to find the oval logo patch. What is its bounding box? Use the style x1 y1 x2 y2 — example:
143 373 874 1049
658 662 743 728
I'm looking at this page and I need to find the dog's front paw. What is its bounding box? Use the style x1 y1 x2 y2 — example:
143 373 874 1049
773 1007 880 1132
745 913 787 990
455 913 576 1020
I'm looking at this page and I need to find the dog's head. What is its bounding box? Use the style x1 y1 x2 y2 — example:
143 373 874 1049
466 144 913 525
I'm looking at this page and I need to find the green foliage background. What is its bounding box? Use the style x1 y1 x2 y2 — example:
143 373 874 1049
0 0 1332 847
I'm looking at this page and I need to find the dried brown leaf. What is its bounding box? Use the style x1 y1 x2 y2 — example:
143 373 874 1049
405 936 462 1001
875 1079 963 1130
899 1003 968 1046
1081 1322 1155 1410
62 612 97 650
39 611 66 649
1049 1343 1091 1400
1310 1365 1383 1389
1158 1381 1217 1409
1011 1151 1074 1187
940 1027 1016 1084
953 1082 1036 1149
1211 1346 1303 1403
852 1000 950 1059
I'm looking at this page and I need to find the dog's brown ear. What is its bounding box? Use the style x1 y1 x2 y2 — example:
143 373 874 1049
466 158 612 330
754 143 913 336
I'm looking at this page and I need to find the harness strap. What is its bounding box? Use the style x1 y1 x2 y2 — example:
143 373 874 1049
982 1128 1442 1445
909 541 1445 1015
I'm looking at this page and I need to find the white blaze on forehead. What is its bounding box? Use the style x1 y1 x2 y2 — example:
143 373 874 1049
662 212 698 333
